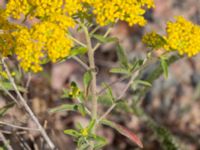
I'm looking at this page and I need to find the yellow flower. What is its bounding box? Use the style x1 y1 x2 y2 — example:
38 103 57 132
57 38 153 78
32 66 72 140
29 0 63 18
4 0 155 72
91 0 155 26
63 0 84 16
13 22 73 72
0 71 8 79
165 16 200 57
5 0 31 19
81 128 88 137
48 14 75 30
6 0 154 26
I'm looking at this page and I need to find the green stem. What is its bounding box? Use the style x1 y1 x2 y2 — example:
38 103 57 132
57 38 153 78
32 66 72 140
82 25 98 122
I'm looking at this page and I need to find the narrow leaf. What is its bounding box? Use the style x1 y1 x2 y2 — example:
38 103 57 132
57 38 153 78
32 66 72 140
110 68 130 75
136 80 152 87
49 104 78 113
83 71 92 89
77 104 87 116
70 46 87 56
64 129 81 138
87 119 96 133
102 120 143 148
116 44 129 68
93 135 107 150
147 116 179 150
93 34 117 44
161 58 168 79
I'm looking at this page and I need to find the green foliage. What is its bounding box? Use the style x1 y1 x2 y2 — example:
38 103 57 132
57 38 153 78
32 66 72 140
49 104 79 113
50 103 88 116
116 44 129 69
83 71 92 98
0 80 26 92
160 56 169 79
147 117 179 150
0 0 195 149
62 82 82 99
98 83 116 106
0 102 15 118
70 46 88 57
110 67 130 74
64 129 81 138
64 119 107 150
93 34 117 44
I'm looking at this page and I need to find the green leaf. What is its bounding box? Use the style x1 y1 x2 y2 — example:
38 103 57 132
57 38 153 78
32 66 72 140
77 104 87 116
87 119 96 133
0 81 26 92
77 137 88 149
49 104 78 113
147 116 179 150
98 95 113 106
93 136 107 150
83 71 92 89
130 58 144 72
103 83 115 102
61 89 70 98
64 129 81 138
110 67 130 75
79 143 90 150
98 83 115 104
135 80 152 87
70 46 87 56
161 57 169 79
116 44 129 68
116 101 132 113
93 34 117 44
0 102 15 118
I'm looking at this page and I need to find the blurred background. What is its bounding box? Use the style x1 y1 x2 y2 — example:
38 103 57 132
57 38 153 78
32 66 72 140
0 0 200 149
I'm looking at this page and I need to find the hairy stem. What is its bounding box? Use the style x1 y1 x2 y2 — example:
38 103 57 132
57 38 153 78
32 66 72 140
83 26 98 121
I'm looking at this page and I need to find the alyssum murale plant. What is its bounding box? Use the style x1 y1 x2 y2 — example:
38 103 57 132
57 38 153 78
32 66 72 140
1 0 155 72
1 0 200 148
1 0 200 73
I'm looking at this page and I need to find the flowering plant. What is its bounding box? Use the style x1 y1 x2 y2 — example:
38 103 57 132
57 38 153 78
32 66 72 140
0 0 200 149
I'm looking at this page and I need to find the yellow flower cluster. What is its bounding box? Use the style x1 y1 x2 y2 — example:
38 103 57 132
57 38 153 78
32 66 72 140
165 16 200 57
143 16 200 57
3 0 155 72
92 0 155 26
13 22 73 72
5 0 154 26
5 0 76 72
